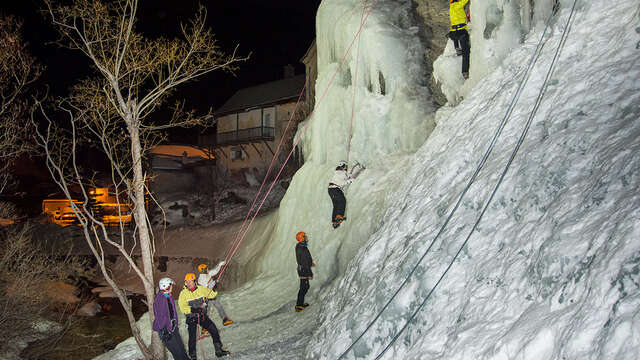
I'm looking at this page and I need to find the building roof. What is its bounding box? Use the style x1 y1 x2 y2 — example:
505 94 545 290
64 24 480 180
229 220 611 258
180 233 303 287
215 74 306 116
149 144 214 170
150 144 212 159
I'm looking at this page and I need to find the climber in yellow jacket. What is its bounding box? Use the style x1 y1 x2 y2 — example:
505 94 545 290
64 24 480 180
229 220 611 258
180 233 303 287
449 0 471 79
178 273 230 358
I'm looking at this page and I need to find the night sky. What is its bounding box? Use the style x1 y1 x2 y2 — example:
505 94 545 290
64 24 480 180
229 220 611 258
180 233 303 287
1 0 321 212
2 0 321 119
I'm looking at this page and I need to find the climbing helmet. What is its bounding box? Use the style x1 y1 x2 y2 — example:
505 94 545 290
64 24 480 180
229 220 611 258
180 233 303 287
158 277 174 291
197 264 208 273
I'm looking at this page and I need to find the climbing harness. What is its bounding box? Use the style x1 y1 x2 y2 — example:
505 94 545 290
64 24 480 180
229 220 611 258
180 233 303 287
338 2 573 358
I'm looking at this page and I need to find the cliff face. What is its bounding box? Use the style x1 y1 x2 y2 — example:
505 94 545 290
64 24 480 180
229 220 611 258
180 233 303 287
413 0 450 106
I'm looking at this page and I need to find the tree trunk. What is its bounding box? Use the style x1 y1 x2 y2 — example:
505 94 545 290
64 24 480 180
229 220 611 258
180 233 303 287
128 121 165 360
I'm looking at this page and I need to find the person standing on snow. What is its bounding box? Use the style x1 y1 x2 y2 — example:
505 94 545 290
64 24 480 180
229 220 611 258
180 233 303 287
178 273 230 358
197 262 234 326
328 160 353 229
153 277 190 360
449 0 471 79
295 231 315 312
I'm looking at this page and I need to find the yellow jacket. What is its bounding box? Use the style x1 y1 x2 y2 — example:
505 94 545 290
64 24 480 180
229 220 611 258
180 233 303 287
449 0 469 31
177 284 217 315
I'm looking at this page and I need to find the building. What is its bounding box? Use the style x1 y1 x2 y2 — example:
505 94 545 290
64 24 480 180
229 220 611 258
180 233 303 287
199 70 307 178
148 144 215 194
300 39 317 115
42 188 133 227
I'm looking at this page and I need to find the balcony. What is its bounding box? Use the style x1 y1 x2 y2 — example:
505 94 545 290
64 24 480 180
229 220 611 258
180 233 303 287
216 126 275 146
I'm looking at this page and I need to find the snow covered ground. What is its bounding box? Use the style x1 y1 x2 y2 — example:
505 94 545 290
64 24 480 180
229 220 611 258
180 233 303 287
96 0 640 359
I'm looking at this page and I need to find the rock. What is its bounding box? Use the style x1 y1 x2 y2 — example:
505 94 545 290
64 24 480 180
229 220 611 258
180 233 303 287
76 301 102 317
98 290 117 298
91 286 113 294
42 281 80 304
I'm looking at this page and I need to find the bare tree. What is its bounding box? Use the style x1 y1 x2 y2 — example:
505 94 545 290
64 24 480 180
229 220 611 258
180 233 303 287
0 14 43 194
0 215 87 354
35 1 246 358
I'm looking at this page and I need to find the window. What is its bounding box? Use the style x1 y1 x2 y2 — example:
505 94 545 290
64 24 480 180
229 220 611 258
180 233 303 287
263 112 273 127
230 147 244 161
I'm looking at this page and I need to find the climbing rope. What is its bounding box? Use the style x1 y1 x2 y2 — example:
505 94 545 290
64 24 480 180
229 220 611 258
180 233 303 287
346 0 369 163
215 0 379 283
373 1 579 358
219 78 307 268
337 4 563 359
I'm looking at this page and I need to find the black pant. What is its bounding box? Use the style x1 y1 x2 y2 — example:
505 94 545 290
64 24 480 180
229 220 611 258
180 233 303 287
449 29 470 74
297 278 310 306
186 313 222 359
161 330 190 360
328 187 346 222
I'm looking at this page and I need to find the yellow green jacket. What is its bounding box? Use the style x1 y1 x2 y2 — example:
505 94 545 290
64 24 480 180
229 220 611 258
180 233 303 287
177 284 217 315
449 0 470 31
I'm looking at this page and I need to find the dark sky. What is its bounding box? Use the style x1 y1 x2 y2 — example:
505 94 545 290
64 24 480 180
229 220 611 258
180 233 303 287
1 0 320 209
2 0 320 115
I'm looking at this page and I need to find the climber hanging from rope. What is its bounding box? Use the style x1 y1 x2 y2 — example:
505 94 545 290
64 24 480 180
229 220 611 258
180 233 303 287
197 262 234 326
449 0 471 79
327 160 364 229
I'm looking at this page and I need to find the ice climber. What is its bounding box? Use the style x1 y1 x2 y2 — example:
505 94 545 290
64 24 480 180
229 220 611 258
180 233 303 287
197 262 234 326
153 277 190 360
328 160 353 229
295 231 315 312
449 0 471 79
178 273 230 358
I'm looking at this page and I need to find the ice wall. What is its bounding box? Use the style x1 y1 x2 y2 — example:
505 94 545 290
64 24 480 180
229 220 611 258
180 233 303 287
242 0 439 312
299 0 435 167
308 0 640 358
434 0 558 104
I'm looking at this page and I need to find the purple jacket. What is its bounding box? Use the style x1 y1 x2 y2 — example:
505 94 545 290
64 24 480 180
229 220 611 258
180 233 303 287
152 291 178 332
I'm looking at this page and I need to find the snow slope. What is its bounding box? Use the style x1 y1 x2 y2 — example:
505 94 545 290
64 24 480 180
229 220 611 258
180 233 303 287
96 0 640 359
308 0 640 359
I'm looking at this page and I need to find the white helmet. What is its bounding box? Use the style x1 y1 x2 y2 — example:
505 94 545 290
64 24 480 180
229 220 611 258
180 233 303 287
337 160 347 168
158 277 175 291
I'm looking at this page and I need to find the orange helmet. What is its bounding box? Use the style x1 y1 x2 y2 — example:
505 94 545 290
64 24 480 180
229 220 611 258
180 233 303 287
185 273 196 281
197 264 208 273
296 231 306 242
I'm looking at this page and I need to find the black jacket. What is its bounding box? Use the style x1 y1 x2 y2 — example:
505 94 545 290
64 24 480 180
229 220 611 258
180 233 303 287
295 243 313 278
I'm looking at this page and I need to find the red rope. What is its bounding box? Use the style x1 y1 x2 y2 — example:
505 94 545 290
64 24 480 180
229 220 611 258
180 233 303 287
220 79 308 266
347 0 368 163
217 0 378 282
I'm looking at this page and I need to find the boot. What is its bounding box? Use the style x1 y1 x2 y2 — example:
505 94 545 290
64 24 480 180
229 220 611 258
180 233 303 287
295 305 305 312
214 342 230 357
222 317 234 326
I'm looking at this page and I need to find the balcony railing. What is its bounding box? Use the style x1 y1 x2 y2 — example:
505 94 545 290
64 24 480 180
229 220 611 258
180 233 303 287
216 126 275 146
